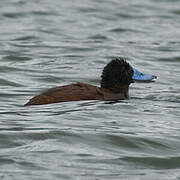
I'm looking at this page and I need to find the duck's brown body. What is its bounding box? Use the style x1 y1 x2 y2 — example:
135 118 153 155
25 83 129 106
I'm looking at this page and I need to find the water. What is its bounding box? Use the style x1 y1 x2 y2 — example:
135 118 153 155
0 0 180 179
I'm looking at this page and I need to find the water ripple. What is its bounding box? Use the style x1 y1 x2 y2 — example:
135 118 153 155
121 156 180 169
0 0 180 179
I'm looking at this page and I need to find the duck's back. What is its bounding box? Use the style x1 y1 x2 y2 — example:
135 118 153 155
25 83 104 106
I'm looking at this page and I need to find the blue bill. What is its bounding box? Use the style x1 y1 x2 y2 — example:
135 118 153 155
133 68 157 82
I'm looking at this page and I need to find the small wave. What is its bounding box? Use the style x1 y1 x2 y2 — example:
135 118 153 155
30 11 57 16
121 156 180 169
109 27 141 33
3 12 25 18
0 78 23 87
145 93 180 103
158 56 180 62
172 10 180 15
3 55 31 62
13 35 38 41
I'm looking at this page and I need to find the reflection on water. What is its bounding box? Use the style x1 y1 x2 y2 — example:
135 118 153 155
0 0 180 179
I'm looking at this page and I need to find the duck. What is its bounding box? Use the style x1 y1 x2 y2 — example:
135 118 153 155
25 57 135 106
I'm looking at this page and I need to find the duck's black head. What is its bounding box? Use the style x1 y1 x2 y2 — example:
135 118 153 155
100 57 134 92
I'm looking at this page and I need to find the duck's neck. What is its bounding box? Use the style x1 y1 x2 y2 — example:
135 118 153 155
109 84 130 98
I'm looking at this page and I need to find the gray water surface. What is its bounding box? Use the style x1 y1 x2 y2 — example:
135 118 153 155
0 0 180 179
